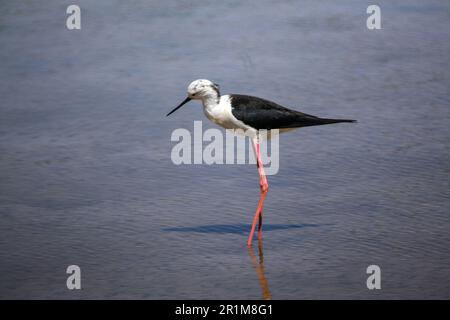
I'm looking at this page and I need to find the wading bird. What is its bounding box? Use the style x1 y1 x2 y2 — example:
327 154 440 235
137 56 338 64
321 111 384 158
167 79 355 246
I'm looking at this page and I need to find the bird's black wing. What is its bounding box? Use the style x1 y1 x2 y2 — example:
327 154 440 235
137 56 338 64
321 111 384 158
230 94 349 130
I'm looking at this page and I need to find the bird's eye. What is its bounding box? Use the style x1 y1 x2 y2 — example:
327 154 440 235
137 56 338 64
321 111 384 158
191 93 196 96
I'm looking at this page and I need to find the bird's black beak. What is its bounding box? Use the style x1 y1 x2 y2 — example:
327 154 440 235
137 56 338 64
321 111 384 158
166 97 191 117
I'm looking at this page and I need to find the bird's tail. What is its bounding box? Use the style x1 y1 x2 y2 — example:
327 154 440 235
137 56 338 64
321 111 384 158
316 118 357 125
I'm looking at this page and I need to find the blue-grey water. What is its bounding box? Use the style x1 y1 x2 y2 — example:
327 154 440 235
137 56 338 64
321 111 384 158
1 0 449 299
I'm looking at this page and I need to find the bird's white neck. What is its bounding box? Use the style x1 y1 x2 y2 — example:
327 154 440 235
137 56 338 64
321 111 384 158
201 94 221 110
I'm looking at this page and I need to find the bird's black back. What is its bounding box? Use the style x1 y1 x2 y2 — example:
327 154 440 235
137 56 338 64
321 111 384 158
230 94 355 130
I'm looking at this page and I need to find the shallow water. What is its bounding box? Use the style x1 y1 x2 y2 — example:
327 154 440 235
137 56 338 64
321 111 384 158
1 0 449 299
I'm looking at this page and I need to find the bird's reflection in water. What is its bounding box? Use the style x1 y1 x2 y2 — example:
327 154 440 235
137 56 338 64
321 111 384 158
247 236 272 300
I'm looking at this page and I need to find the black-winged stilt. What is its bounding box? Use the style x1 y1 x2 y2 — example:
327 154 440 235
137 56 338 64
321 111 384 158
167 79 356 246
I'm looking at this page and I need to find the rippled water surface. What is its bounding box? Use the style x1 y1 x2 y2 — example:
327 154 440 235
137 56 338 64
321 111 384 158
1 0 449 299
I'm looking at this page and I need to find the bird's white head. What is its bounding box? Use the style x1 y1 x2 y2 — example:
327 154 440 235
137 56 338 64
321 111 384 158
166 79 220 117
187 79 220 100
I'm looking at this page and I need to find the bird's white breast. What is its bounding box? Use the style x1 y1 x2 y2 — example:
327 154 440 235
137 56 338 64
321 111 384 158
202 95 248 131
202 95 230 127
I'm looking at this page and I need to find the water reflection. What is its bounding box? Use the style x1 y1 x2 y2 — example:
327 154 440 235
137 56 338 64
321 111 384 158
248 237 272 300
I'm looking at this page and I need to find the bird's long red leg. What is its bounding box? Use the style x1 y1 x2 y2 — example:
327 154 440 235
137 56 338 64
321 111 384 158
247 137 269 246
